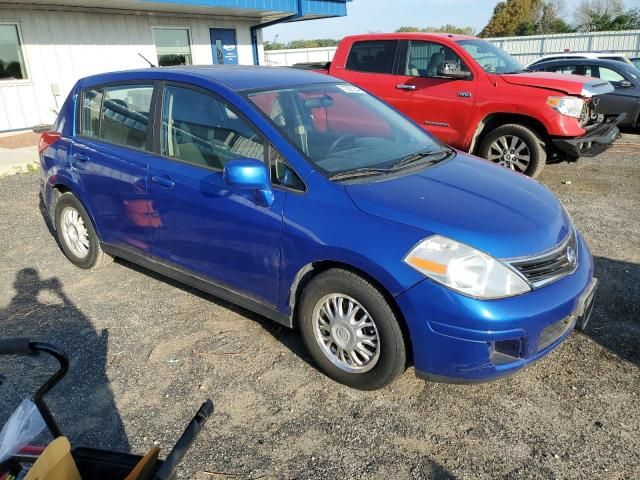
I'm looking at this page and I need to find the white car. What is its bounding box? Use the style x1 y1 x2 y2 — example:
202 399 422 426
526 53 632 69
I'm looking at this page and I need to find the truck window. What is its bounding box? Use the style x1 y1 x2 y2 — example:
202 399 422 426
598 67 625 83
547 65 583 75
405 41 470 78
346 40 398 74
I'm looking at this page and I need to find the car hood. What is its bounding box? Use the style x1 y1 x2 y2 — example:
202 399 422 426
344 153 571 259
499 71 613 97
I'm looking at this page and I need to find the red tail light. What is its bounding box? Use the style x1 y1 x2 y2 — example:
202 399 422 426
38 131 61 155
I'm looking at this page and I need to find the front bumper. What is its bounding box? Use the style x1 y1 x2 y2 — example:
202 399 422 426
396 233 596 383
552 113 624 158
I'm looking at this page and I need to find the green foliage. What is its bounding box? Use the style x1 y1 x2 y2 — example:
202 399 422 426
480 0 539 37
482 0 637 37
578 7 640 31
264 38 340 50
395 25 476 35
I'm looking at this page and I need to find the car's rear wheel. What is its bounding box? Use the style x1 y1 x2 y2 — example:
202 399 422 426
479 124 546 178
298 269 406 390
55 192 111 269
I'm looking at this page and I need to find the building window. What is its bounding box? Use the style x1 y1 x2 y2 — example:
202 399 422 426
0 24 27 80
153 28 192 67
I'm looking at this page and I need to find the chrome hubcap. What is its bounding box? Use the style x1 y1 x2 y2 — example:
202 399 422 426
312 294 380 373
61 207 90 258
487 135 531 173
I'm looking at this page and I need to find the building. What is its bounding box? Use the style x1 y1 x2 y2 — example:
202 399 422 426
0 0 351 132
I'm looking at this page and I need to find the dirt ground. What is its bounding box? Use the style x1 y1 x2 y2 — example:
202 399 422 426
0 135 638 479
0 131 40 149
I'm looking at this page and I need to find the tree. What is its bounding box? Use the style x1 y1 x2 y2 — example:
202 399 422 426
574 0 624 27
537 0 575 33
395 25 476 35
480 0 574 37
480 0 540 37
575 1 640 31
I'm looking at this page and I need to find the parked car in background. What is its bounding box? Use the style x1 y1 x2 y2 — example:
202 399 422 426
529 58 640 128
525 52 633 69
631 57 640 70
304 33 622 177
39 66 597 390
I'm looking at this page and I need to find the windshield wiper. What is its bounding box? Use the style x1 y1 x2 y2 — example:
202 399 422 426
390 148 453 170
328 167 393 181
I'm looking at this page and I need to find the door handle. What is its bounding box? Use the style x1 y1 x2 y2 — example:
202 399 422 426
151 175 175 189
72 152 90 162
396 84 416 90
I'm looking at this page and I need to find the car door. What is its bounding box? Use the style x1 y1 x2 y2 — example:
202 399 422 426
392 40 477 148
72 83 156 256
590 64 640 119
339 39 400 104
146 83 285 306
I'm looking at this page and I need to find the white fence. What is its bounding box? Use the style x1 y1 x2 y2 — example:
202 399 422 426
264 30 640 67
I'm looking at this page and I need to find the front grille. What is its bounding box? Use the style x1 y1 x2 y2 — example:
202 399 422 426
579 97 600 128
508 230 578 288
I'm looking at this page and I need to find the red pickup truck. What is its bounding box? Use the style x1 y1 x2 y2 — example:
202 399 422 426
304 33 622 177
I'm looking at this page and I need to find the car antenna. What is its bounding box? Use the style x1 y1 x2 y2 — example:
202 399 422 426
138 52 157 68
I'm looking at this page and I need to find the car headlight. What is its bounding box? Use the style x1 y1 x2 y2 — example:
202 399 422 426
404 236 531 299
547 96 584 119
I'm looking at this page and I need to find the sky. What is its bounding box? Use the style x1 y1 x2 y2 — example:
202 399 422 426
264 0 640 42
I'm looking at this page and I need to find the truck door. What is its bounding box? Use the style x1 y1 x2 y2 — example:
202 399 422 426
334 39 400 105
393 40 477 148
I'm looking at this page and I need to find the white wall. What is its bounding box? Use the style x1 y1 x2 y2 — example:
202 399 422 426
0 6 261 131
265 46 336 67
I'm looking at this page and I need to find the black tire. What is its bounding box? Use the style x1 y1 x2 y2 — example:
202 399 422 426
54 192 112 269
478 123 547 178
298 269 406 390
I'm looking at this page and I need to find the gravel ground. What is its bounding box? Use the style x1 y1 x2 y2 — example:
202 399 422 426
0 135 638 479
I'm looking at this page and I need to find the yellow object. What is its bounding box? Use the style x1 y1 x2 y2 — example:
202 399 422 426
24 437 81 480
124 447 160 480
408 256 448 275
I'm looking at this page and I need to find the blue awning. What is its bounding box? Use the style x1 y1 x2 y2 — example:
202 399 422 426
143 0 350 19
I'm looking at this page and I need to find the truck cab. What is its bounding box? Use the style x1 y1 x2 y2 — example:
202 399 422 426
312 33 622 177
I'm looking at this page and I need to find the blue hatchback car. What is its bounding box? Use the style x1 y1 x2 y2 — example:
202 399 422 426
39 66 597 390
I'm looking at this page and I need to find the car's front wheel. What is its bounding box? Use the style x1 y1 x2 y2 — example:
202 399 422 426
299 269 406 390
54 192 112 269
478 124 547 178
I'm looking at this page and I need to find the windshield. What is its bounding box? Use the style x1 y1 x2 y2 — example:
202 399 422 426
247 83 444 175
457 39 524 74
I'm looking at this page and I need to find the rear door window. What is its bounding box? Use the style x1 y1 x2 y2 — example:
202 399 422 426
100 85 154 149
346 40 398 74
160 85 265 170
547 65 583 75
79 83 154 150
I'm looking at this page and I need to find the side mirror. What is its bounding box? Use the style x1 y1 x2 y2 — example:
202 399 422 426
618 80 633 88
437 63 472 80
223 158 274 207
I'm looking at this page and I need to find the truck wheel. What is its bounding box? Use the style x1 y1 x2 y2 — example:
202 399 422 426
479 124 546 178
55 192 112 269
298 269 406 390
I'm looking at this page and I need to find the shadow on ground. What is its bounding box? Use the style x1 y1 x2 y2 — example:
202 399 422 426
587 256 640 367
0 268 129 451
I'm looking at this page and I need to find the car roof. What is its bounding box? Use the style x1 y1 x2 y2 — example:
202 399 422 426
538 52 626 58
530 57 634 71
78 65 337 92
343 32 477 42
